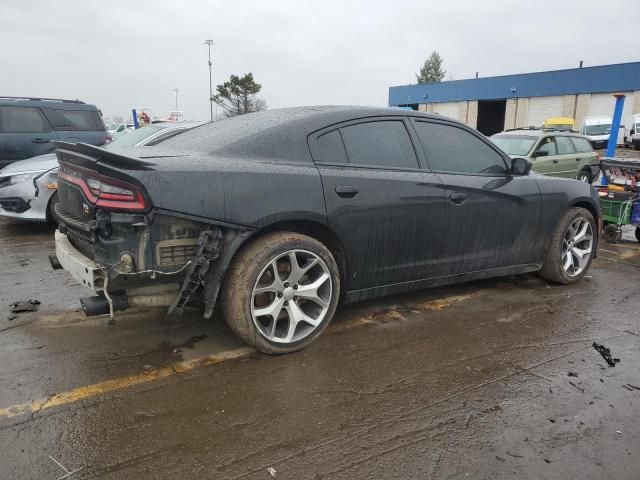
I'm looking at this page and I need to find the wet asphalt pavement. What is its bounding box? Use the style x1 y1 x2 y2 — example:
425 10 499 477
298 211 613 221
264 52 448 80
1 216 640 479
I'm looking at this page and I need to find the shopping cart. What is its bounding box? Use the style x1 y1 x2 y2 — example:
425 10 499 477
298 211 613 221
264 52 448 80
595 159 640 243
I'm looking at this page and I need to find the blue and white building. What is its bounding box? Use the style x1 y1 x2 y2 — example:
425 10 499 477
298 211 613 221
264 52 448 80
388 61 640 135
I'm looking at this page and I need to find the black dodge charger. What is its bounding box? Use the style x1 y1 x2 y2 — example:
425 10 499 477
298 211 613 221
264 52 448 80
53 106 600 353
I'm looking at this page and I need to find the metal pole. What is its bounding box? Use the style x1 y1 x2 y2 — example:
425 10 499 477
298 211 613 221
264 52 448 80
606 94 625 158
173 88 179 111
204 39 214 122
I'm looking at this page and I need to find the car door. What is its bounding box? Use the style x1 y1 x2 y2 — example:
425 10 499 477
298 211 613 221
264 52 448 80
0 106 57 167
554 135 581 178
410 119 542 276
570 136 598 171
530 136 560 176
309 117 447 291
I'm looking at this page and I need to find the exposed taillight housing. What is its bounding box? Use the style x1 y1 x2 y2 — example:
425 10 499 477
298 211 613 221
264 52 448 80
58 162 149 212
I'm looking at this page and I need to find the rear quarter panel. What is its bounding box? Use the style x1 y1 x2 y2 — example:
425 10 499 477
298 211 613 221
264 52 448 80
133 155 328 228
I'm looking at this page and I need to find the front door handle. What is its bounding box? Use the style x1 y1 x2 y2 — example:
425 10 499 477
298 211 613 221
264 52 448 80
449 192 466 204
31 138 50 144
335 185 359 198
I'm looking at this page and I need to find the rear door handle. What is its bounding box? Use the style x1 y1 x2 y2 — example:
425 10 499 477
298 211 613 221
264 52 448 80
449 192 466 204
31 138 50 144
335 185 359 198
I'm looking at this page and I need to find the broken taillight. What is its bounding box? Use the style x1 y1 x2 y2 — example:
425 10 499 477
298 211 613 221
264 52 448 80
58 162 149 212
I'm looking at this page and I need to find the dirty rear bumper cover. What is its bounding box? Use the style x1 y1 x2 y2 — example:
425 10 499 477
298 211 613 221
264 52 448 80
55 230 104 293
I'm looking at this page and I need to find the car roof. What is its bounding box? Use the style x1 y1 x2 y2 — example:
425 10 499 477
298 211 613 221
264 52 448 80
0 96 99 111
494 129 589 139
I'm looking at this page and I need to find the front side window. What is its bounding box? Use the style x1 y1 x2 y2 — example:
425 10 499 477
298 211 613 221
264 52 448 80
414 121 507 174
1 107 46 133
536 137 557 156
340 121 419 169
555 136 576 155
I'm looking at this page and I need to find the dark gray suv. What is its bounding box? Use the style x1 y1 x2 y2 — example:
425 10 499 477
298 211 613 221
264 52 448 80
0 97 110 168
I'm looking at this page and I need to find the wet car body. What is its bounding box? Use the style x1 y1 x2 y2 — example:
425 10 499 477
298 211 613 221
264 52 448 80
53 106 601 348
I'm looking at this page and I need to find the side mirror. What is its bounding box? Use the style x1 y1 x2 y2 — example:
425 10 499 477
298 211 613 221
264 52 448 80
533 150 549 158
511 157 532 175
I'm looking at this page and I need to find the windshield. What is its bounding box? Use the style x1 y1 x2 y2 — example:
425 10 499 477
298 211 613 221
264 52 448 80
103 125 166 149
490 135 537 156
584 124 611 136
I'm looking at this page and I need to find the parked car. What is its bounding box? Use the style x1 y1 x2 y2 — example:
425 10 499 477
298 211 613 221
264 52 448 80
108 123 134 139
0 122 202 222
490 129 599 182
0 97 110 169
53 107 600 354
580 116 624 149
624 113 640 150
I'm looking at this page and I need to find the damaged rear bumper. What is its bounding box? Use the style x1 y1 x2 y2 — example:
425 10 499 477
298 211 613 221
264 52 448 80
55 230 104 292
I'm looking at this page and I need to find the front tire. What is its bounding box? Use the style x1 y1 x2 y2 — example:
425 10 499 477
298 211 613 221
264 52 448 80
576 170 593 183
539 207 596 284
221 232 340 354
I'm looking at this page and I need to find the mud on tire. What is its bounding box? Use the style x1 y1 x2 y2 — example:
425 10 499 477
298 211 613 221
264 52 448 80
221 232 340 354
539 207 596 284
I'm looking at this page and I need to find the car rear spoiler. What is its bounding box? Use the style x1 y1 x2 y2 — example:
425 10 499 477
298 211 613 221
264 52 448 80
53 141 156 171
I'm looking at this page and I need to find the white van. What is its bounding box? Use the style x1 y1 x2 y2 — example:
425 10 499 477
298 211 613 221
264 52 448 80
581 117 625 149
625 114 640 150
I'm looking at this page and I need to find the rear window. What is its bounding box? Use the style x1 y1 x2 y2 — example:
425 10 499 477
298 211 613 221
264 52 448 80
42 108 99 131
571 137 594 153
0 106 47 133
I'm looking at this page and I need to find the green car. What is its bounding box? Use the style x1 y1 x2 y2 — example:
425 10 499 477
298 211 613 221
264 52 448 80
491 130 598 183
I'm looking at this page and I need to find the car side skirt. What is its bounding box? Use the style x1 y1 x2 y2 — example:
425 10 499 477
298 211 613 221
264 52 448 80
343 263 542 304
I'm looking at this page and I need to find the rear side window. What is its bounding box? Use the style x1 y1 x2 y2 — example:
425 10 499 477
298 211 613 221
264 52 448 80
42 108 99 131
414 121 507 174
0 107 47 133
316 130 348 164
571 137 594 153
340 121 419 169
555 136 576 155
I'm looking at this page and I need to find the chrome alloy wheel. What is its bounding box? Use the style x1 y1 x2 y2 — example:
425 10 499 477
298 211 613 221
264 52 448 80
562 216 594 277
251 249 332 344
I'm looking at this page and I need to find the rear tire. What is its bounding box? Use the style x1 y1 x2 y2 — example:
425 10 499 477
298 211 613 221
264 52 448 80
603 224 622 244
221 232 340 354
539 207 596 284
634 139 640 151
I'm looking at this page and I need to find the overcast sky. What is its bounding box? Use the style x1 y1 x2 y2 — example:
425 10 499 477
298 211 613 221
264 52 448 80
2 0 639 122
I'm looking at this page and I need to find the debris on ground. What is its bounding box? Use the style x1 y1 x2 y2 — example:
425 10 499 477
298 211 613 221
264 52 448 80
568 371 579 377
267 467 277 477
7 313 18 321
544 458 552 464
626 384 640 391
506 450 523 458
495 455 506 462
19 259 30 267
592 342 620 367
569 381 585 393
9 299 40 313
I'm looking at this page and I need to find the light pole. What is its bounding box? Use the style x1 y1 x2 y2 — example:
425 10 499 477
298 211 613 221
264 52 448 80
204 39 214 122
173 88 179 111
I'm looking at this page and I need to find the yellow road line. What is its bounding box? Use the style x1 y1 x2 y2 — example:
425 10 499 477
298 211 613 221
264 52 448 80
0 347 252 419
0 294 473 420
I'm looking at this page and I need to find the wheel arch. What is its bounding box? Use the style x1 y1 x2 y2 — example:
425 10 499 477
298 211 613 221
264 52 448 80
246 220 349 291
569 200 599 225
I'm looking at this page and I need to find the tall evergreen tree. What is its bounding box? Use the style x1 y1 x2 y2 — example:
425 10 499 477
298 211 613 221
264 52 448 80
416 51 446 84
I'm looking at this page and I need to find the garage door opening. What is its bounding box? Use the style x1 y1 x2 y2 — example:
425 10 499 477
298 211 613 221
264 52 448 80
477 100 506 136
